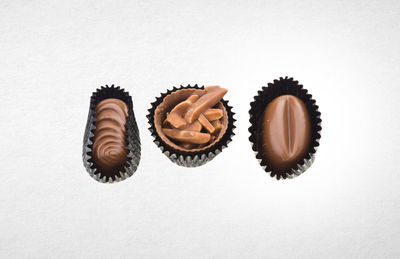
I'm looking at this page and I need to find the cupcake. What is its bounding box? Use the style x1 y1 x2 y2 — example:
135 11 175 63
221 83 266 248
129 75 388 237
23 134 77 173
248 77 322 179
147 85 235 167
83 85 141 183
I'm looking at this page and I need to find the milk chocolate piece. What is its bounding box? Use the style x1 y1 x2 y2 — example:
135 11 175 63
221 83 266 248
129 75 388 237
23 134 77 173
163 128 211 144
166 95 200 129
184 86 228 123
198 114 215 133
203 108 223 121
260 95 311 172
171 95 199 114
92 98 128 172
166 112 187 129
185 121 202 132
211 119 222 131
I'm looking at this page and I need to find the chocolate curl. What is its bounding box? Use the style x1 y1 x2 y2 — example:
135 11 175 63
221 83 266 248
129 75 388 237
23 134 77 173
203 108 223 121
166 95 200 129
184 86 228 124
197 114 215 133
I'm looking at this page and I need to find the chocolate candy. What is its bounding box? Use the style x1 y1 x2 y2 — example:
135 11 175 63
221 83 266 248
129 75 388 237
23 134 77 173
83 85 142 183
92 98 128 172
158 86 228 150
260 95 311 172
249 77 321 179
148 84 236 167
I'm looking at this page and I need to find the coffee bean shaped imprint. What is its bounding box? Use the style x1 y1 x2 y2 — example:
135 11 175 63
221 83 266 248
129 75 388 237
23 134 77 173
260 95 311 172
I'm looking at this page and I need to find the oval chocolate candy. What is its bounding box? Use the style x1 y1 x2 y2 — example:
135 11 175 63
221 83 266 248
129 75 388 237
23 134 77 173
260 95 311 172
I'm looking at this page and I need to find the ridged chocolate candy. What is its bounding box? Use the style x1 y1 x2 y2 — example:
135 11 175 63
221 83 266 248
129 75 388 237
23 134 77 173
92 98 128 172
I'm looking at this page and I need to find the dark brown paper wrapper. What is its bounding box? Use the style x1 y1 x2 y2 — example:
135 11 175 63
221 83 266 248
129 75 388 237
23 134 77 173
82 85 141 183
248 77 322 180
147 85 236 167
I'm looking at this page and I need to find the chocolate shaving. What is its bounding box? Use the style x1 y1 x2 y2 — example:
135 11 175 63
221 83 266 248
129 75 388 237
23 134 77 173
161 86 227 149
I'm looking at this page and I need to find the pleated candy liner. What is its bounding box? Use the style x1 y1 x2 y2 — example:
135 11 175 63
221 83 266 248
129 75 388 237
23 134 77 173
83 85 141 183
248 77 322 180
147 85 236 167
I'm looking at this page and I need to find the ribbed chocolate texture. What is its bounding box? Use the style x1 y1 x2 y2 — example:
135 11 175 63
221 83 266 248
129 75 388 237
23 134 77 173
92 98 128 172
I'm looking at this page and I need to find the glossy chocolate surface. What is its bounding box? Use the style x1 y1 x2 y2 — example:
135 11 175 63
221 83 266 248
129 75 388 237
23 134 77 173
154 87 228 152
92 98 128 172
260 95 311 172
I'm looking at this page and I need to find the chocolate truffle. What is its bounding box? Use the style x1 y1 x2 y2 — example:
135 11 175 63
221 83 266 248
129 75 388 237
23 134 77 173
260 95 311 172
92 98 128 173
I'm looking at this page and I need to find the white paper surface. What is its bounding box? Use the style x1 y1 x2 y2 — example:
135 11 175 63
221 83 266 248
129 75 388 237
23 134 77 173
1 0 399 258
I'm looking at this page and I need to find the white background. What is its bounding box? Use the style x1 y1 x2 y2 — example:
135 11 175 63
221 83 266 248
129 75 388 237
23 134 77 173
1 0 399 258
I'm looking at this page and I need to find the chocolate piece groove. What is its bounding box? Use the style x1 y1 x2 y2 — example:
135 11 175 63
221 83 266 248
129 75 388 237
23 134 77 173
260 95 311 173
